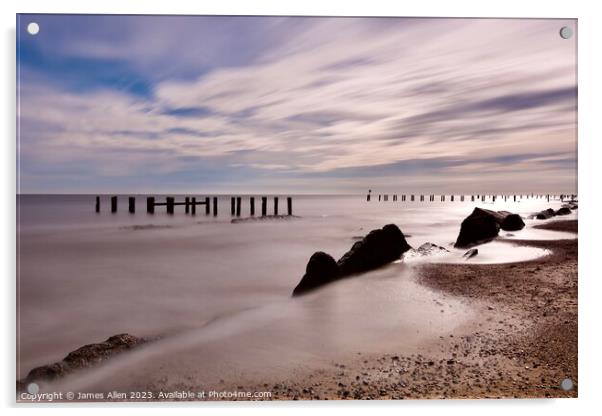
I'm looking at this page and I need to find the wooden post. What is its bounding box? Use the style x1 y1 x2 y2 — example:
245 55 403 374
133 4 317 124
451 195 454 202
262 197 267 216
236 197 241 216
250 197 255 216
166 197 174 214
287 197 292 216
384 194 388 201
471 195 475 201
213 197 218 216
95 196 100 213
111 196 117 213
191 197 196 215
411 195 414 201
274 197 279 215
185 197 190 214
128 197 135 214
231 197 235 215
378 195 381 201
205 197 210 215
420 195 424 202
367 190 371 202
147 197 155 214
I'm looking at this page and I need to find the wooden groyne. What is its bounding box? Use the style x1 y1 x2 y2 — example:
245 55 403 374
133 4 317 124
366 193 577 203
96 196 293 217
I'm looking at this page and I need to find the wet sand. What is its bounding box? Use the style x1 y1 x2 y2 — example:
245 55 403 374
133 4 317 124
208 219 577 400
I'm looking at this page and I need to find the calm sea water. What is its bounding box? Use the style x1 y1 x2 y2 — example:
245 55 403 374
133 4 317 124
16 194 576 391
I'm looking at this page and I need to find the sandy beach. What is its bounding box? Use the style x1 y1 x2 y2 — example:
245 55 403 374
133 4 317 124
192 219 577 400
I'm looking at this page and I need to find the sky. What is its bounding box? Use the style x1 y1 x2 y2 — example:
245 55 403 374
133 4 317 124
17 15 577 194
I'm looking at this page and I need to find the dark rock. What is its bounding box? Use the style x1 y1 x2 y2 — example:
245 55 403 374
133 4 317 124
292 252 339 296
555 207 572 216
496 211 525 231
337 224 411 276
454 208 501 248
463 248 479 259
25 362 68 382
535 208 556 220
454 208 525 248
63 333 143 368
18 334 145 389
292 224 411 296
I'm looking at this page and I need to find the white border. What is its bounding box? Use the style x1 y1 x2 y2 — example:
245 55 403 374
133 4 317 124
2 1 601 415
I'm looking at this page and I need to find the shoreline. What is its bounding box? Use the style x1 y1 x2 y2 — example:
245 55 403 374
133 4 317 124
214 219 578 400
18 219 578 401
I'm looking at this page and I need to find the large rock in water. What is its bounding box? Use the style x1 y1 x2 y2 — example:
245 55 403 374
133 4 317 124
496 210 526 231
292 252 339 296
18 334 145 389
454 208 500 248
292 224 411 296
536 208 556 219
454 208 525 248
555 207 572 216
337 224 411 276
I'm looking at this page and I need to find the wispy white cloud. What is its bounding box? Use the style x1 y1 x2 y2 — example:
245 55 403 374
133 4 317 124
18 16 576 193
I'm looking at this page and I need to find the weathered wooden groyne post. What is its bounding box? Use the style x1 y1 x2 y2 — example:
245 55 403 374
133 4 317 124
367 189 372 202
95 196 100 213
166 197 175 214
287 197 293 216
191 197 196 214
128 197 135 214
236 197 242 217
261 197 267 216
213 197 218 216
146 197 155 213
111 196 118 213
231 197 235 215
411 195 415 201
274 197 279 215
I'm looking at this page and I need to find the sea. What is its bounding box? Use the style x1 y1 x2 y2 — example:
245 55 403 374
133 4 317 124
16 194 577 393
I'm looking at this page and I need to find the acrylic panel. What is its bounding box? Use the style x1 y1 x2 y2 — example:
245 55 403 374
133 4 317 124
16 14 577 402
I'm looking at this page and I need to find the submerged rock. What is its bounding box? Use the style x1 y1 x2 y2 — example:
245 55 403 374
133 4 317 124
292 252 339 296
535 208 556 220
555 207 572 216
404 242 450 261
292 224 411 296
18 334 145 389
463 248 479 259
337 224 411 276
416 242 449 256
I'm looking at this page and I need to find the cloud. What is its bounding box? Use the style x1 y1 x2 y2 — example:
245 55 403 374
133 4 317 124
17 16 577 193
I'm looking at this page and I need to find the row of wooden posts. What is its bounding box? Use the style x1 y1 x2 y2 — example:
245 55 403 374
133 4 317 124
95 196 293 216
367 192 576 203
